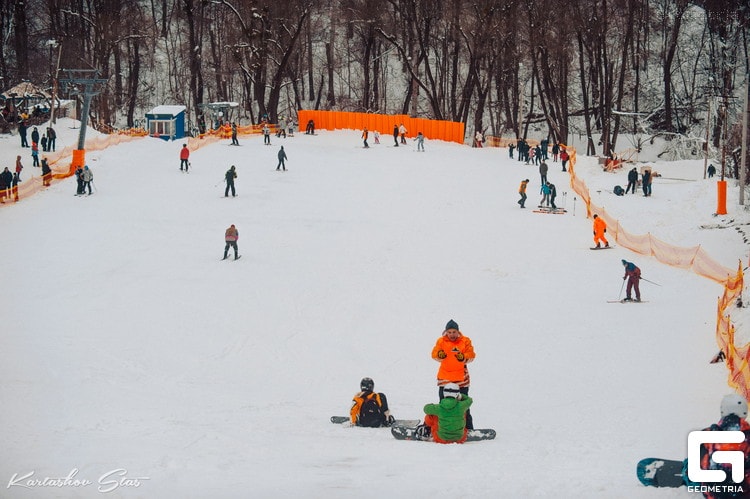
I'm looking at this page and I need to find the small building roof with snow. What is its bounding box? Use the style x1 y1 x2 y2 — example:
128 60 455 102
146 105 186 117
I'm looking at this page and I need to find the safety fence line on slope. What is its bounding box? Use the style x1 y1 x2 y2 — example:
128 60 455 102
0 124 272 206
563 146 747 399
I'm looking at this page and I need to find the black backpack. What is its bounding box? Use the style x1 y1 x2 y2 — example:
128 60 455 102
358 393 384 427
614 185 624 196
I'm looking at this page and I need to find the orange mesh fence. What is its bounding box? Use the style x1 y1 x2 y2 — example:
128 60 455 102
566 145 749 400
296 110 465 144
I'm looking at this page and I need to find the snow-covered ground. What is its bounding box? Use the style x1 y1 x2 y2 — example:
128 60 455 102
1 120 748 498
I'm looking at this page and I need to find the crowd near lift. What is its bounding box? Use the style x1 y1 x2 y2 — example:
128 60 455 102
200 101 240 131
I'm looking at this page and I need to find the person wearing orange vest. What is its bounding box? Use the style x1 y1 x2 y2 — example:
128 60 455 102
179 144 190 172
431 319 476 429
592 214 609 248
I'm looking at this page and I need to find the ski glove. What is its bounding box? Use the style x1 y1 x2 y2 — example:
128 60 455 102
385 415 395 427
437 350 447 359
456 352 465 361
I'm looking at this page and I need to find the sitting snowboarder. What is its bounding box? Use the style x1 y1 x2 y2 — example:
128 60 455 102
416 383 473 443
350 377 395 427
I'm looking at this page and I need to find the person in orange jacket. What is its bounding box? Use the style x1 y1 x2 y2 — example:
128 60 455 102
592 214 609 248
431 319 476 429
518 178 529 208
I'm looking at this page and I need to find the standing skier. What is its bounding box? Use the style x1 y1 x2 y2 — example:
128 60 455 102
223 224 239 260
263 124 271 145
518 179 529 208
225 165 237 197
180 143 190 172
621 259 641 302
276 146 288 171
392 124 399 147
361 127 369 148
416 132 425 151
592 214 609 248
399 123 407 144
82 165 93 195
349 377 395 427
231 123 239 145
431 319 475 429
548 182 557 209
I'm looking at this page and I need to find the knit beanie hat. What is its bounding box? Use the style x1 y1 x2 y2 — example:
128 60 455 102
445 319 459 331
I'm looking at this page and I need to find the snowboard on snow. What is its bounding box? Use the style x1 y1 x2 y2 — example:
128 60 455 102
390 425 496 442
607 299 648 303
330 416 420 427
636 458 686 488
590 245 614 250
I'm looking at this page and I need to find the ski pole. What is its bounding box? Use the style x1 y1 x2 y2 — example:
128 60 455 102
618 278 626 300
640 277 661 286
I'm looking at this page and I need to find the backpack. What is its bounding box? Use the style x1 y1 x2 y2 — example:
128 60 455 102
358 393 385 427
613 185 624 196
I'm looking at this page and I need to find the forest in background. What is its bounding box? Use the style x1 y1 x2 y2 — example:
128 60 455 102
1 0 749 165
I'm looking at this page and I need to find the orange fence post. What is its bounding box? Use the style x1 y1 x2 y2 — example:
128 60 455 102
716 180 728 215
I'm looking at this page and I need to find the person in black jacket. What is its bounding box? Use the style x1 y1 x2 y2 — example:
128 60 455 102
225 165 237 197
276 146 288 171
625 168 638 194
0 167 13 202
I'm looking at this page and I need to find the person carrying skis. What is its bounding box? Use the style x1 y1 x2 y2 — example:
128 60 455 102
225 165 237 197
621 259 641 302
223 224 239 260
276 146 288 171
349 377 395 428
417 382 473 444
691 394 750 498
180 143 190 171
518 179 529 208
592 214 609 248
431 319 475 429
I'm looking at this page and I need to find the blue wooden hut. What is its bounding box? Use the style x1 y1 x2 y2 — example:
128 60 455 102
145 105 186 140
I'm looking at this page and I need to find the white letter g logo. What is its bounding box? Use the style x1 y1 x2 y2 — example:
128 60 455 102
688 430 745 483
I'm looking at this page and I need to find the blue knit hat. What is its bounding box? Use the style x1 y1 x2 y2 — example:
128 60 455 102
445 319 459 331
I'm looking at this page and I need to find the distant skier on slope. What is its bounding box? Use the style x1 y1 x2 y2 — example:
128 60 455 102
223 224 239 260
592 214 609 248
621 259 641 302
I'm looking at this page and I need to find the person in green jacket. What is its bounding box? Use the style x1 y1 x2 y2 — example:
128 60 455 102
420 383 472 443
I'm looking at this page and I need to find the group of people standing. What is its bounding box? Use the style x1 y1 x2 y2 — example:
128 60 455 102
349 319 477 444
624 167 653 197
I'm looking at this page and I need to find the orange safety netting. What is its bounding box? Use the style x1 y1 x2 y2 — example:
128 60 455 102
296 110 465 144
564 146 748 400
